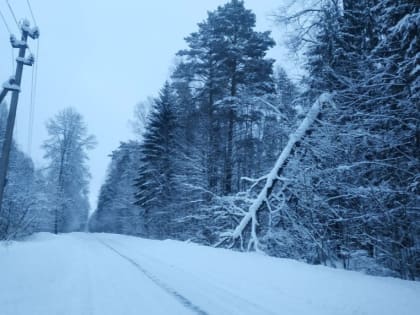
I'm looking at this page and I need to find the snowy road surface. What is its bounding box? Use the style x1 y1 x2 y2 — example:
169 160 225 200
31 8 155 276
0 233 419 315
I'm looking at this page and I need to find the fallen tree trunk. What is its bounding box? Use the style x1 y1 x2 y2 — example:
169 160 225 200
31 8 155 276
231 93 334 250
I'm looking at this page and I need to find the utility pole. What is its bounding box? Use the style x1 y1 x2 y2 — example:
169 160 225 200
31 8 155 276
0 20 39 211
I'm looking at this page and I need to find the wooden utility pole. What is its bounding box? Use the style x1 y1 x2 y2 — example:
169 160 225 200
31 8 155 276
0 20 39 211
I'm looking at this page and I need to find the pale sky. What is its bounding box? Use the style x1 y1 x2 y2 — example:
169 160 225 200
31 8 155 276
0 1 302 210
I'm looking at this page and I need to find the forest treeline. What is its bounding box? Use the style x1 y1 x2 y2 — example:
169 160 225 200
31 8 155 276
89 0 419 279
1 0 418 280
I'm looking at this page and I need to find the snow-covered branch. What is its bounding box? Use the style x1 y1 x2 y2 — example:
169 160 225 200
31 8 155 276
231 93 334 250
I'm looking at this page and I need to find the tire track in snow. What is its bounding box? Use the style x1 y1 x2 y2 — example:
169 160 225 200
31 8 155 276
99 237 277 315
98 239 209 315
125 249 277 315
81 239 94 315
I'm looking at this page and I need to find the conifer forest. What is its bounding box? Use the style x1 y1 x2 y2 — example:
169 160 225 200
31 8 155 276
0 1 419 306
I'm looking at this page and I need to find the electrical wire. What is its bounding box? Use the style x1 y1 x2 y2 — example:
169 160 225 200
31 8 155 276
27 38 38 155
23 0 38 56
26 0 40 155
25 0 36 26
11 47 14 72
0 7 14 72
27 68 35 154
2 0 40 154
27 56 35 154
0 7 11 33
5 0 18 29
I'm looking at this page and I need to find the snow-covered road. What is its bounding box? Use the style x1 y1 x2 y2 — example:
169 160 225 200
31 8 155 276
1 233 419 315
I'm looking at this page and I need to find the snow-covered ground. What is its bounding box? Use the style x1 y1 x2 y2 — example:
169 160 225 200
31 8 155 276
0 233 419 315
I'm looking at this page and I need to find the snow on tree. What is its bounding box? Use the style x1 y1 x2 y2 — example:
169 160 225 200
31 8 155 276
89 141 143 235
0 104 51 239
224 93 334 251
43 108 96 234
134 83 179 239
88 0 418 280
177 0 275 195
271 0 419 278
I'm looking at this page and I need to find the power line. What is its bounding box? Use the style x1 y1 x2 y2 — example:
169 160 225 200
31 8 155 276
28 55 35 154
0 16 39 211
0 8 15 75
11 48 14 73
5 0 19 29
27 38 39 155
4 1 35 57
6 0 34 56
26 0 40 155
25 0 36 26
0 7 11 33
2 0 39 153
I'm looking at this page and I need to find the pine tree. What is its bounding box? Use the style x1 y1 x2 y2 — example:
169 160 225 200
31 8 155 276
177 0 275 195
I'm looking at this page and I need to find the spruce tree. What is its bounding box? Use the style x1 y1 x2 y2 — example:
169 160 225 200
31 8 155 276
134 83 178 239
364 0 420 279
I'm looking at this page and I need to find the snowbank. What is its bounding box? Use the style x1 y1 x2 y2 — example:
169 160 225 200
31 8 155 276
0 233 418 315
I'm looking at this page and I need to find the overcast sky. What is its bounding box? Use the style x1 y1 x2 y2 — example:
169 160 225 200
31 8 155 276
0 0 302 210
